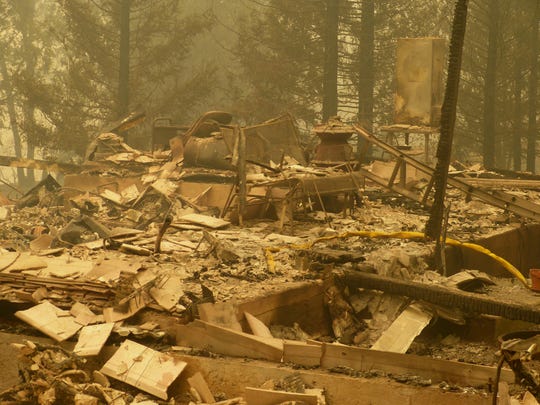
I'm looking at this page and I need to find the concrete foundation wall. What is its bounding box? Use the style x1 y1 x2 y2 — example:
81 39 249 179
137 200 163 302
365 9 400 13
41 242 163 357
446 224 540 278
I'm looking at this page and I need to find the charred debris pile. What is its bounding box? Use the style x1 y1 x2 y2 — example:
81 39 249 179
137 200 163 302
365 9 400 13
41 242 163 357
1 112 540 404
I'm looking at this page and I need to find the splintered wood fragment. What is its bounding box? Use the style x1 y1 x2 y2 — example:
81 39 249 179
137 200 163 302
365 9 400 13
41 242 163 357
109 226 144 239
150 276 183 311
77 239 105 250
187 372 215 404
134 269 158 288
283 341 322 367
29 234 54 251
73 323 114 356
151 178 178 197
15 300 82 342
176 319 283 362
35 247 65 256
37 256 94 278
244 312 273 338
86 258 142 282
120 184 140 203
0 252 20 271
85 259 121 282
119 244 152 256
31 287 48 303
370 303 433 353
177 213 230 229
100 189 123 204
4 253 47 273
70 302 99 325
101 339 187 400
244 387 318 405
170 223 204 231
198 302 243 332
102 292 149 323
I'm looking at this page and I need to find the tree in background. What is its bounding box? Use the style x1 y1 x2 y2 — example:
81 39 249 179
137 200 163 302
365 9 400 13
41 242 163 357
356 0 374 132
118 0 130 117
322 0 339 121
482 0 499 169
234 0 326 124
0 0 56 188
527 2 539 172
455 0 539 171
0 0 538 179
1 0 215 158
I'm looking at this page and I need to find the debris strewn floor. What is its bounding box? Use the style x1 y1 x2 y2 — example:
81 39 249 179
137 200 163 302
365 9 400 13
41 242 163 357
1 114 540 404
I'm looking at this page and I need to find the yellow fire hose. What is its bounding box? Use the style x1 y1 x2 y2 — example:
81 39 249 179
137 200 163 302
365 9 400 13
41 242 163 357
265 230 529 288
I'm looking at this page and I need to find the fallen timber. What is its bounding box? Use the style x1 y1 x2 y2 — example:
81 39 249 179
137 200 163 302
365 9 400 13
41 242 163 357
338 270 540 323
354 125 540 221
0 272 115 308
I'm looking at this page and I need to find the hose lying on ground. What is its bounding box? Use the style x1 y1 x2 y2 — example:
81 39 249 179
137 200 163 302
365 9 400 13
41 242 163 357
264 230 529 288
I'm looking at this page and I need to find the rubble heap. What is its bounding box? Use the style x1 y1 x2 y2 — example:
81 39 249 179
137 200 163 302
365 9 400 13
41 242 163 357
1 112 540 404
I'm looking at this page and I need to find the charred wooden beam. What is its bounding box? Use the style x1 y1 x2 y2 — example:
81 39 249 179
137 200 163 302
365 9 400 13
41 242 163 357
337 270 540 323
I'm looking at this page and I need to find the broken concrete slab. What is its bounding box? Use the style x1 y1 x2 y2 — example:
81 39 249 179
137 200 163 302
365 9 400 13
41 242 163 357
370 302 433 353
86 257 142 282
70 302 101 325
73 322 114 356
102 291 150 323
149 275 184 311
2 253 47 273
0 252 21 271
15 300 82 342
101 339 187 400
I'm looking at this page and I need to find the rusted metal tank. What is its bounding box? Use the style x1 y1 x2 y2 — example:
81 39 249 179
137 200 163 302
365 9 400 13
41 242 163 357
183 134 234 170
311 117 354 165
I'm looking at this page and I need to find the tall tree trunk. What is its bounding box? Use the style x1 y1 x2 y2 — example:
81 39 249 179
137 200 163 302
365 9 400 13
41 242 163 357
482 0 499 169
19 0 37 187
527 3 539 173
357 0 374 132
425 0 469 249
322 0 339 121
513 62 523 171
118 0 130 117
0 53 26 187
